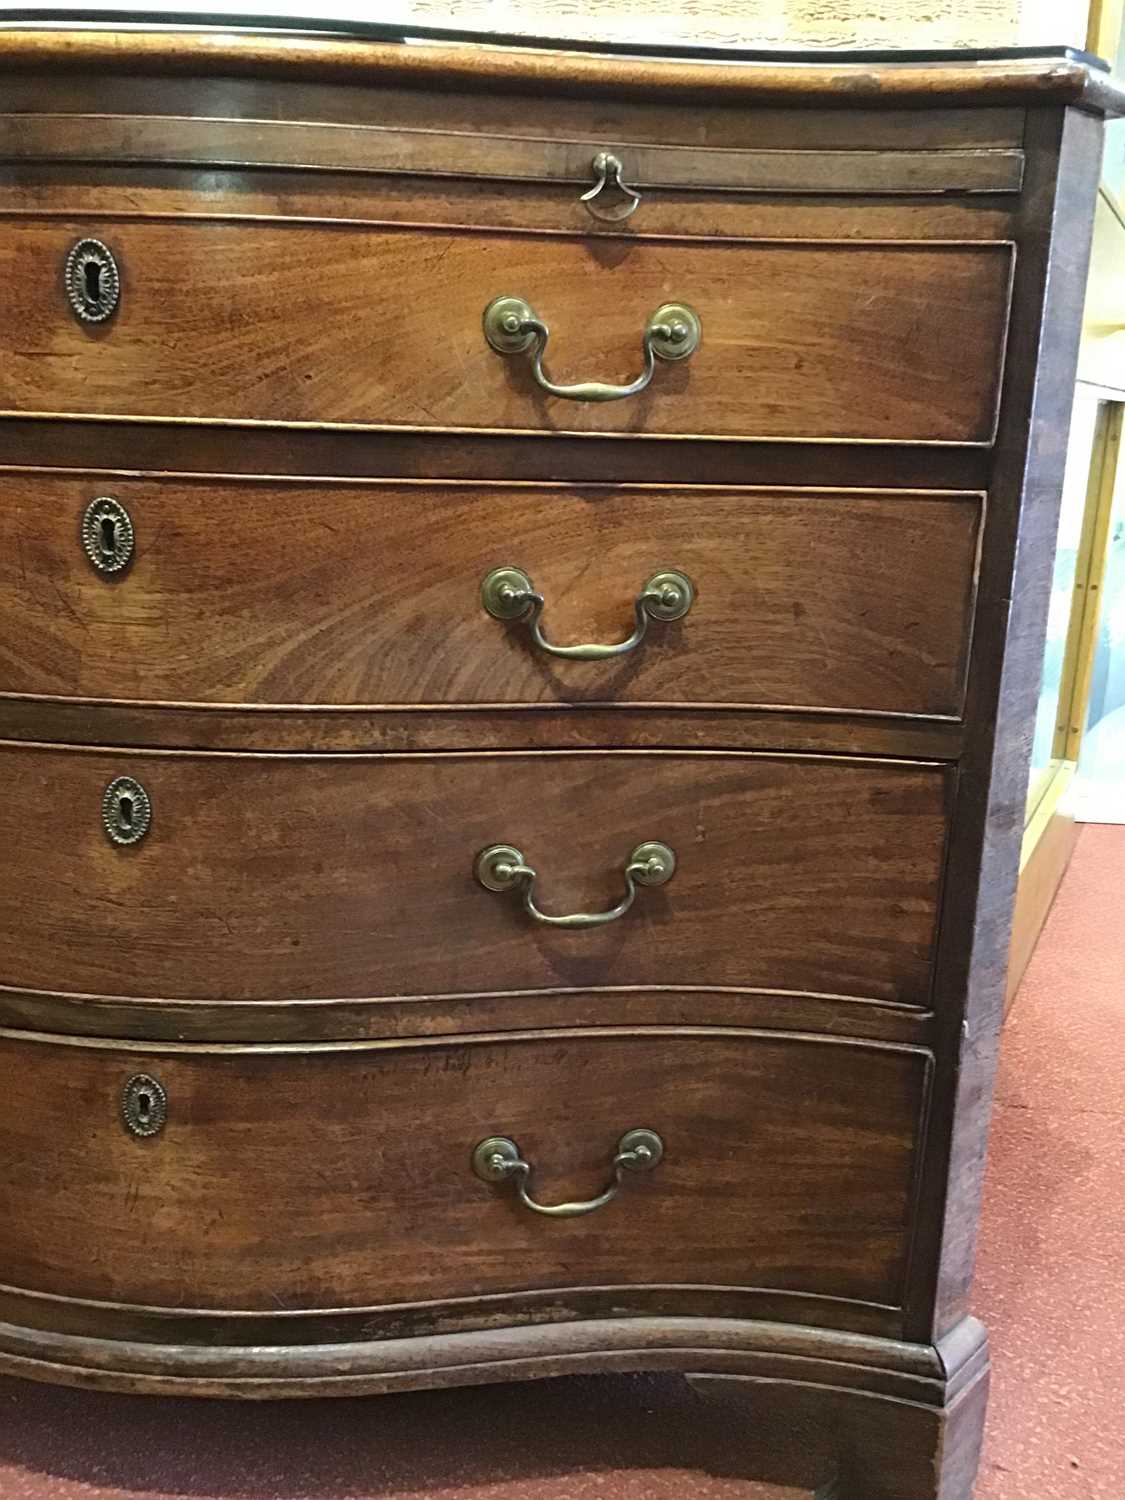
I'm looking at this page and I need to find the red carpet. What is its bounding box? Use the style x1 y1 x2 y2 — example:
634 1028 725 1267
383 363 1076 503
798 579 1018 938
0 825 1121 1498
973 822 1125 1499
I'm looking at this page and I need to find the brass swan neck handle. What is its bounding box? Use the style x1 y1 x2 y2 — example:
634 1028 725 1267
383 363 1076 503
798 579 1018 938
472 1129 664 1217
483 295 701 403
480 566 694 661
474 841 676 929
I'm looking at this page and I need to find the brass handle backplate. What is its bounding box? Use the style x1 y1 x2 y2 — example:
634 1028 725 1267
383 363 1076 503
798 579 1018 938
472 1128 664 1217
481 566 693 660
483 294 700 403
474 840 675 928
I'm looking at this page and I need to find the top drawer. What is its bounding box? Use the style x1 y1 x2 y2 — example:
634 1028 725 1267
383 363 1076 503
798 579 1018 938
0 220 1013 442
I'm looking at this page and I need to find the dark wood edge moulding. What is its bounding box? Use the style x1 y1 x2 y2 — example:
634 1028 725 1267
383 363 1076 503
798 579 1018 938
0 982 938 1045
0 1312 987 1404
0 703 966 759
0 30 1123 114
0 1283 911 1349
0 428 996 488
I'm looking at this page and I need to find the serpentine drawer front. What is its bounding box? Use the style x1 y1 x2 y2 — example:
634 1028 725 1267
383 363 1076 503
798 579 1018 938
0 1029 928 1315
0 475 981 718
0 26 1116 1497
0 744 948 1005
0 220 1012 441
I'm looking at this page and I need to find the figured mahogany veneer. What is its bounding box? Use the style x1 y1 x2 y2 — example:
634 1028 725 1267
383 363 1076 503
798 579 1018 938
0 27 1118 1500
0 475 982 718
0 1028 928 1312
0 745 948 1005
0 219 1013 442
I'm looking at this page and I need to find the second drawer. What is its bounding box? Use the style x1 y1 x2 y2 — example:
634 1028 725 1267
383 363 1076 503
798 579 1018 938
0 743 950 1007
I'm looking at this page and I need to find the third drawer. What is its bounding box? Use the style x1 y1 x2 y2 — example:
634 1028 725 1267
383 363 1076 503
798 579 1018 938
0 743 951 1008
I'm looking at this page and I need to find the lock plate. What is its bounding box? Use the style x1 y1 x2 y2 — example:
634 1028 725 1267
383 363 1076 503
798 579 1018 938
65 238 121 324
102 775 152 847
81 496 134 576
121 1074 167 1138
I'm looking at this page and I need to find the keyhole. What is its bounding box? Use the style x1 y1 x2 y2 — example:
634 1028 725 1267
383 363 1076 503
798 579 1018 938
137 1091 152 1120
99 516 117 556
84 259 103 305
117 795 134 830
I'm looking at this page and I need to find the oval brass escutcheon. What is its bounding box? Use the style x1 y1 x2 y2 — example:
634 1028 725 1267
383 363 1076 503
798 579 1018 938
64 238 121 324
121 1073 167 1138
102 775 152 847
81 496 134 576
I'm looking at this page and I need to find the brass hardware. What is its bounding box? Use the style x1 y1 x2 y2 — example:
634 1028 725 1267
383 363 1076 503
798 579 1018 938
81 496 134 576
580 151 642 222
102 776 152 847
483 295 701 402
121 1074 167 1138
480 565 693 659
65 238 120 323
471 1128 663 1217
474 840 675 928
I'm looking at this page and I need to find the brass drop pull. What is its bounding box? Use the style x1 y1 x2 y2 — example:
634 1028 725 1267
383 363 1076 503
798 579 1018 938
480 566 693 660
472 1128 664 1217
483 294 700 403
580 151 642 222
474 840 675 929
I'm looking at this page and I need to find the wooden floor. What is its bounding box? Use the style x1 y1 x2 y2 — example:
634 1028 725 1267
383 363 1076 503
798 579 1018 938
0 825 1121 1499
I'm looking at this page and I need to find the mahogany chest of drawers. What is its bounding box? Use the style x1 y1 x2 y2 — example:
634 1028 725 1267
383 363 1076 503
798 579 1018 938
0 26 1120 1498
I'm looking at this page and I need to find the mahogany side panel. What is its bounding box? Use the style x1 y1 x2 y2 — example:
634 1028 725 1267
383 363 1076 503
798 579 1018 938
908 106 1105 1342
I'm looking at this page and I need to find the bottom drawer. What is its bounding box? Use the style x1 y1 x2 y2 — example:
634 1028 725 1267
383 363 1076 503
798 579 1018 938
0 1029 929 1318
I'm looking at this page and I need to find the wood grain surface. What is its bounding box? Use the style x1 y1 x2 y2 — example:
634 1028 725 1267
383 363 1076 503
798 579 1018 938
0 220 1013 442
920 107 1107 1343
0 114 1025 196
0 30 1112 1491
0 745 951 1005
0 170 1022 248
0 476 982 718
0 30 1120 114
691 1361 989 1500
0 1027 929 1311
0 74 1028 150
